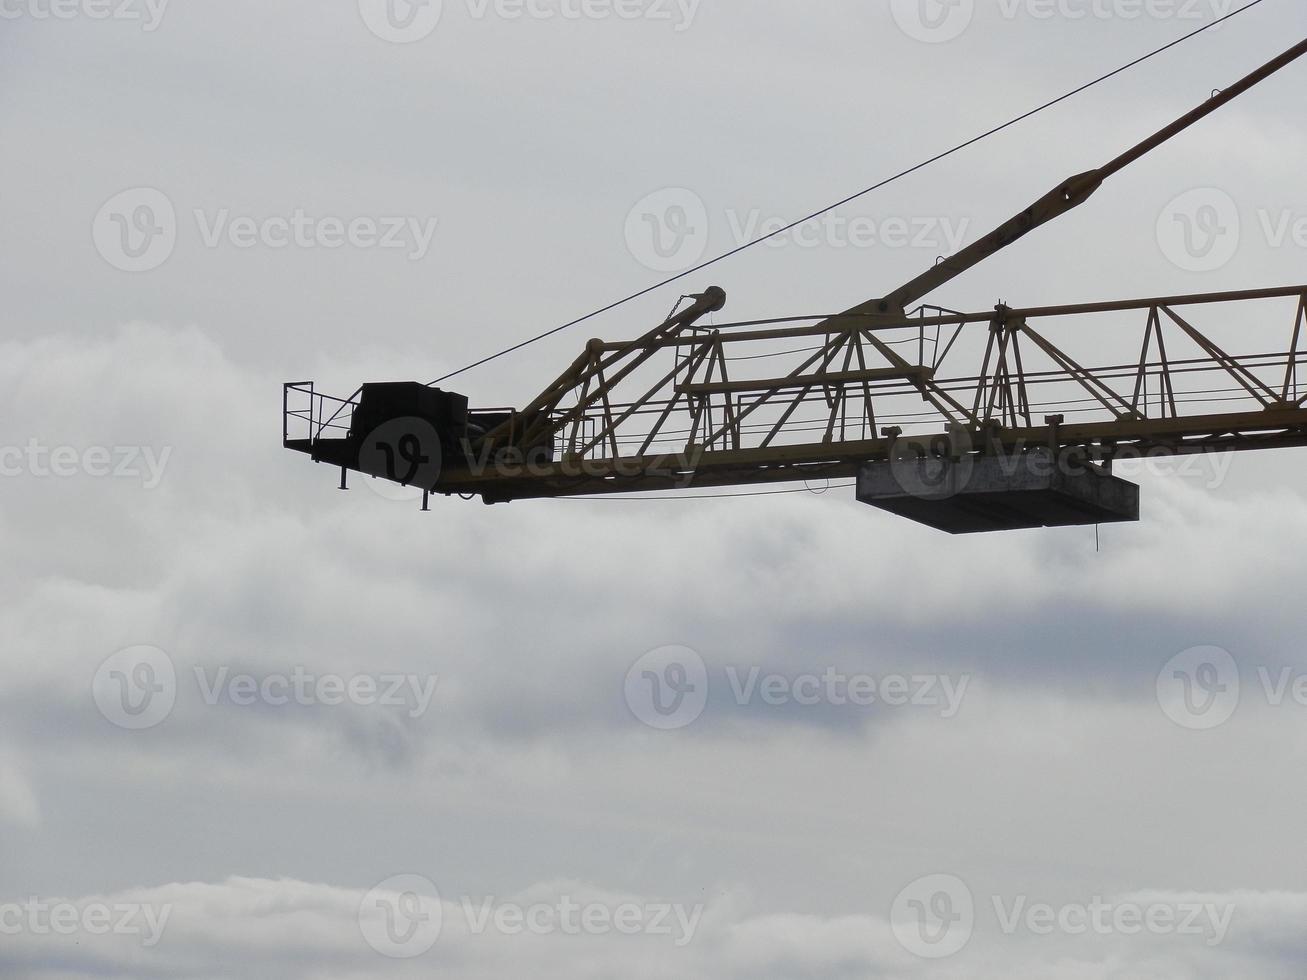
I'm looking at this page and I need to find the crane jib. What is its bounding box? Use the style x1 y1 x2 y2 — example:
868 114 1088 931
283 36 1307 533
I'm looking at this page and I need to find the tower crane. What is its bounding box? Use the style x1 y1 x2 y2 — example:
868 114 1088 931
285 36 1307 533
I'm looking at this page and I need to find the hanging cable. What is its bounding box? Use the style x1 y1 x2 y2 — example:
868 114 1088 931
429 0 1269 386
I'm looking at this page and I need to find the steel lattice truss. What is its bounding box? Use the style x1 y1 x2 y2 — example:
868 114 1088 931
412 284 1307 500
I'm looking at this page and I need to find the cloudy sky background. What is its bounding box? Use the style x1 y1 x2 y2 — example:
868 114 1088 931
3 0 1307 976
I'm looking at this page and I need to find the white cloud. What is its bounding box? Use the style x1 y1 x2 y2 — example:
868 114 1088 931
2 877 1304 980
0 748 41 828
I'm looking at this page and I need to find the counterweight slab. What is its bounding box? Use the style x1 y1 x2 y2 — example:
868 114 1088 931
857 450 1141 534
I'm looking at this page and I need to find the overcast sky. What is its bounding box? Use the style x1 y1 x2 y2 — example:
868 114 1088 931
3 1 1307 977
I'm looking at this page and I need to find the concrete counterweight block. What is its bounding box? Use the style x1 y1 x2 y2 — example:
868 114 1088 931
857 448 1140 534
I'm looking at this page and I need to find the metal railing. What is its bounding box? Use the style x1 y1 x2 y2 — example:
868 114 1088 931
283 382 360 446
